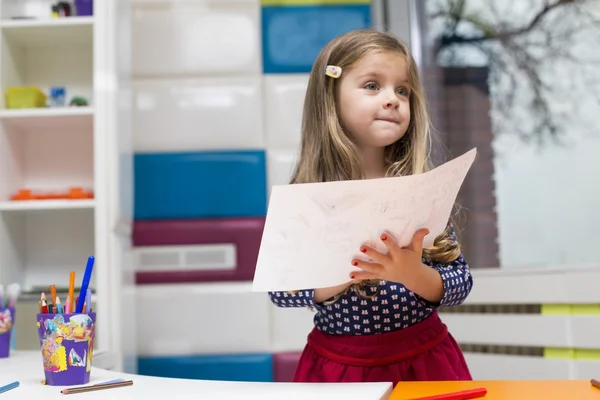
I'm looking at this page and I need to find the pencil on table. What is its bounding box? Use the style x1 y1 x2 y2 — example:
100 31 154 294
60 380 133 394
591 379 600 389
0 381 19 394
408 388 487 400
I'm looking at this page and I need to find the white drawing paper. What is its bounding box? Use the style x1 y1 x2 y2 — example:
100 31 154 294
252 148 477 292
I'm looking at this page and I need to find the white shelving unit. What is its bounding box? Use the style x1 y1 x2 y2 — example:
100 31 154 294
0 0 136 373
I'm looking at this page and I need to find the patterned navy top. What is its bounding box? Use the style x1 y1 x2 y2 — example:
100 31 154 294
268 228 473 335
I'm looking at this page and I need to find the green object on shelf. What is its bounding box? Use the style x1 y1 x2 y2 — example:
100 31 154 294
69 96 88 106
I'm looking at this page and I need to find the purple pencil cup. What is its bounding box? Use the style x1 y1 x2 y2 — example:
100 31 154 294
0 307 15 358
36 312 96 386
74 0 93 16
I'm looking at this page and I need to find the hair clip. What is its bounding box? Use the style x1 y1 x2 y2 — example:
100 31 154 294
325 65 342 78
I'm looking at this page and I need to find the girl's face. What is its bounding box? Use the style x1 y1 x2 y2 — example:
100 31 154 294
337 51 411 151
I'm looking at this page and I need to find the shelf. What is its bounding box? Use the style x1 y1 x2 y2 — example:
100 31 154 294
0 107 93 131
0 199 95 212
0 208 95 289
0 17 94 47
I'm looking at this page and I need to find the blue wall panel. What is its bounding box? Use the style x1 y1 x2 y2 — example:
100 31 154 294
138 354 274 382
262 5 371 74
134 150 268 220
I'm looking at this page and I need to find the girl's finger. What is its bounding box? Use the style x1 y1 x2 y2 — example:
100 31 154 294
351 259 383 274
358 244 387 264
380 230 400 254
350 277 363 284
408 228 430 252
349 271 379 281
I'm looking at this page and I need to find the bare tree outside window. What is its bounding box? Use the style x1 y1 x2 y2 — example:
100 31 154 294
426 0 600 149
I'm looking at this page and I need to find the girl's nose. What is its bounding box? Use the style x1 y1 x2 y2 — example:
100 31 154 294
384 97 399 109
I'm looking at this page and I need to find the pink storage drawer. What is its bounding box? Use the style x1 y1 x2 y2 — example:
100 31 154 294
273 352 302 382
133 217 265 284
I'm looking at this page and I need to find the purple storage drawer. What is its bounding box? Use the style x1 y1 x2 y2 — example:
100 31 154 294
273 352 302 382
133 217 265 284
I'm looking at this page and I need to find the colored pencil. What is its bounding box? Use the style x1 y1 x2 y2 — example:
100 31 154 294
94 378 125 386
409 387 487 400
60 379 133 394
0 381 19 394
591 379 600 389
68 272 75 314
56 297 63 314
41 299 48 314
50 285 57 308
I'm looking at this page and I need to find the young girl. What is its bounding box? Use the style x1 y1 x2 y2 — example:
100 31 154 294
268 29 473 384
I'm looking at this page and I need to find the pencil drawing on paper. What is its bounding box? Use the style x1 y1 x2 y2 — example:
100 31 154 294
288 213 312 229
310 191 369 217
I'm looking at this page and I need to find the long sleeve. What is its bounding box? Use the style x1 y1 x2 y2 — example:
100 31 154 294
415 226 473 309
268 289 319 308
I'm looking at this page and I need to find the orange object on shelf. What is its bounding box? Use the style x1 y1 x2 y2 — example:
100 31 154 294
67 187 93 199
10 187 94 201
11 189 35 200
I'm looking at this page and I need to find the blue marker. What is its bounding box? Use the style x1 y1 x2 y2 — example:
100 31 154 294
76 256 95 313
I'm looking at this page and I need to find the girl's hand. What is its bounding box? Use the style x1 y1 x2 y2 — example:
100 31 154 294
350 228 430 284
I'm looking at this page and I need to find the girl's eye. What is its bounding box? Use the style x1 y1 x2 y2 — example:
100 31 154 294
397 87 409 96
364 82 378 90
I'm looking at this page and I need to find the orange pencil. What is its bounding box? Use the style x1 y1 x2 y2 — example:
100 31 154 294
68 272 75 314
50 285 57 310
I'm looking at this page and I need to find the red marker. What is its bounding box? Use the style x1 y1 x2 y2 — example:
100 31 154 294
409 387 487 400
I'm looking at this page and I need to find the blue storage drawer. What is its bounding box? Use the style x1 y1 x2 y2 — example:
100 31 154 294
134 150 267 220
138 354 274 382
261 4 371 74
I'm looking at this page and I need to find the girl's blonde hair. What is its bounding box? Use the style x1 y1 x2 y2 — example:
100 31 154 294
290 29 462 303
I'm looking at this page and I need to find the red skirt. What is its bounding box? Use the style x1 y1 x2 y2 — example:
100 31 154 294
293 311 472 384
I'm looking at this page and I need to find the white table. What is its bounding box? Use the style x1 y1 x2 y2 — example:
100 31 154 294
0 351 393 399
